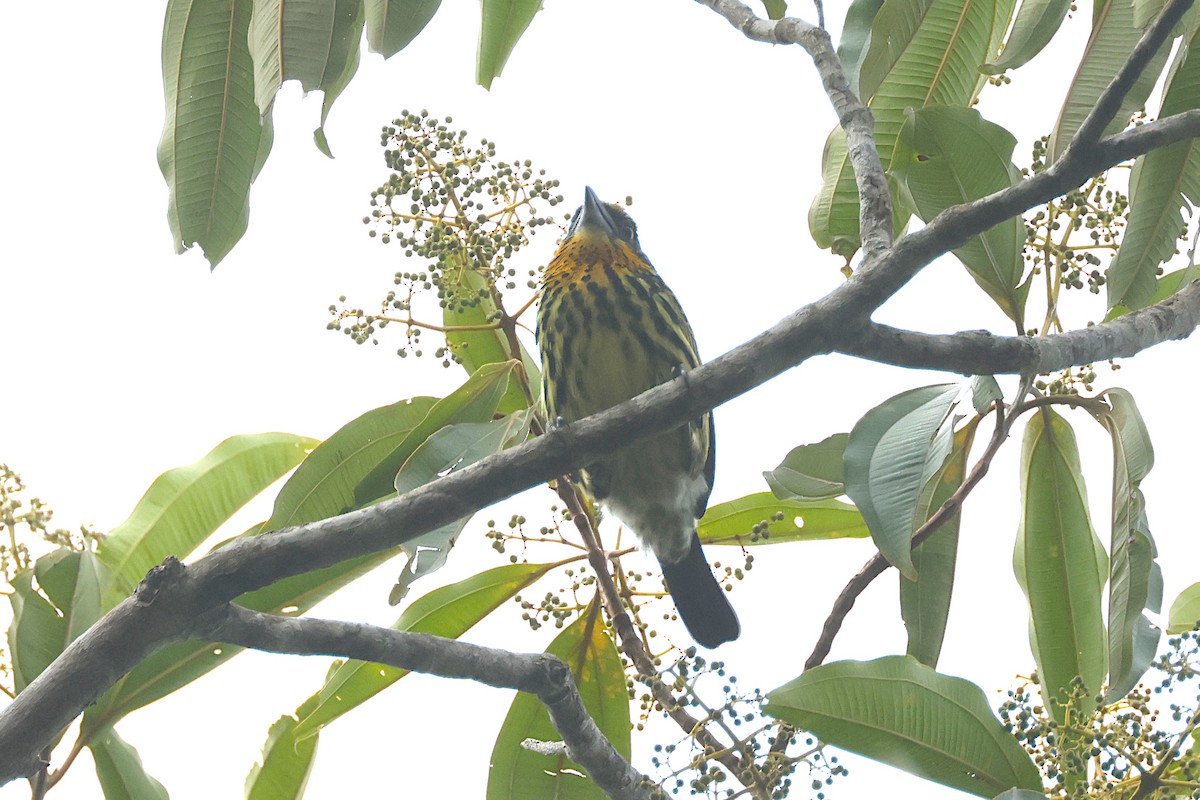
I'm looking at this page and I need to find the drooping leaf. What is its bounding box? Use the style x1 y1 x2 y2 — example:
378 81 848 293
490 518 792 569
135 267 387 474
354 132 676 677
768 656 1041 797
902 418 980 667
477 0 542 90
764 433 848 501
388 409 533 598
354 361 517 507
844 384 961 579
1104 507 1161 701
809 127 862 258
487 604 631 800
699 494 869 545
293 561 558 738
983 0 1072 73
1093 389 1160 700
1013 408 1108 720
365 0 441 57
245 715 319 800
160 0 274 267
90 726 170 800
1048 0 1171 161
1107 29 1200 310
97 433 316 607
893 106 1027 325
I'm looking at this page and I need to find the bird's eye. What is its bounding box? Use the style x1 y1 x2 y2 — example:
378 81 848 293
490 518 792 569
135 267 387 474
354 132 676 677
623 222 637 242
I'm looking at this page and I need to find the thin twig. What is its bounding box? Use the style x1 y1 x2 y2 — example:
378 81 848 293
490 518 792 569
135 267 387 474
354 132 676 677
551 479 770 797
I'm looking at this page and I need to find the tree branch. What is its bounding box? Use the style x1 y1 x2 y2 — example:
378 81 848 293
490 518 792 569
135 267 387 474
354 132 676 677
204 605 651 800
840 278 1200 373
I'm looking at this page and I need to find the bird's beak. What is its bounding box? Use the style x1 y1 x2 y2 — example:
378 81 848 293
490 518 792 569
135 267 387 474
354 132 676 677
574 186 619 239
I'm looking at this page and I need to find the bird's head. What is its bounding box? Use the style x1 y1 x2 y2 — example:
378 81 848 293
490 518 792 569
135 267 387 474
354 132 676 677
548 187 652 278
568 187 639 245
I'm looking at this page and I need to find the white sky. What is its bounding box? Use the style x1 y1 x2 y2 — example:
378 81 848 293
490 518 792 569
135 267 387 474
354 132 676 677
3 1 1200 799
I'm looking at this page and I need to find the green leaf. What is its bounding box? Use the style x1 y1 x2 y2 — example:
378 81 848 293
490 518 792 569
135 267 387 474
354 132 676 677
1101 389 1155 485
90 726 169 800
837 0 887 94
249 0 361 114
160 0 274 267
1107 30 1200 310
811 0 1018 255
971 376 1004 414
245 715 319 800
364 0 441 58
764 433 848 501
477 0 541 90
34 549 108 644
1013 408 1107 720
97 433 316 607
354 361 517 507
293 562 558 738
443 259 540 416
265 397 438 533
844 384 961 579
1048 0 1170 161
1095 389 1160 700
992 790 1050 800
768 656 1041 797
1107 266 1200 319
902 419 980 667
982 0 1071 73
8 571 67 694
809 127 863 257
699 494 869 545
313 0 365 156
762 0 788 20
389 409 534 597
487 604 631 800
893 106 1026 325
1168 582 1200 633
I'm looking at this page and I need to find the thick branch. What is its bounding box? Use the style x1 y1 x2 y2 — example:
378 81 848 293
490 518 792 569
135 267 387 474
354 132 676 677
841 278 1200 373
205 606 650 800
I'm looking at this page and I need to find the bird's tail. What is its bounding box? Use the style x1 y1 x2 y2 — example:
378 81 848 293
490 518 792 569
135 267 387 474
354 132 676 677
659 533 740 649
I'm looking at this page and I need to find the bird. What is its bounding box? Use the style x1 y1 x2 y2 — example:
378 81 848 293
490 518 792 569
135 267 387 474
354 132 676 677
535 186 740 649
